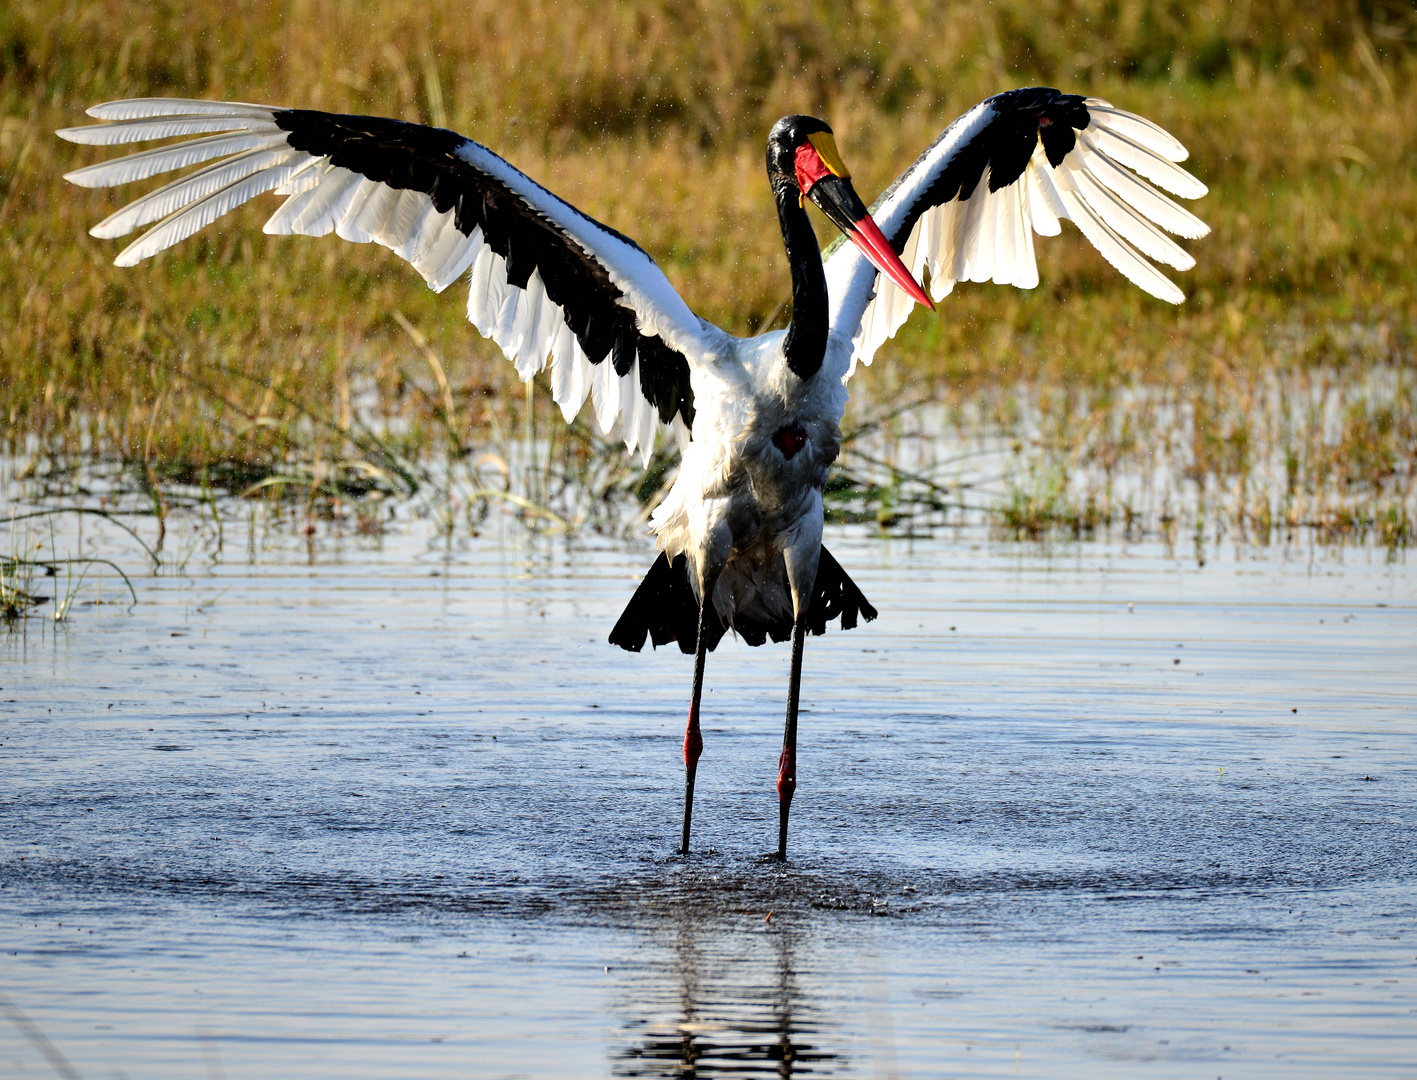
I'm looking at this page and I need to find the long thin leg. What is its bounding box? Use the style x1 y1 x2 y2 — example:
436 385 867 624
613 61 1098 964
776 617 807 860
680 596 715 855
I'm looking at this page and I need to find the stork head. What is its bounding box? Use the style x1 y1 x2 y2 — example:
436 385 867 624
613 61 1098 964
767 116 933 310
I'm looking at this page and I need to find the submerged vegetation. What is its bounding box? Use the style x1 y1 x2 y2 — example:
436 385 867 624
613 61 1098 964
2 0 1414 550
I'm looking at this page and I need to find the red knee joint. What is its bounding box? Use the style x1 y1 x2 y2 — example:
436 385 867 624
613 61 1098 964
776 746 796 805
683 704 703 770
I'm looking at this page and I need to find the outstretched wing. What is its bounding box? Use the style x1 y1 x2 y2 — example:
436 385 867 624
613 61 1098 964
59 99 711 460
826 88 1210 376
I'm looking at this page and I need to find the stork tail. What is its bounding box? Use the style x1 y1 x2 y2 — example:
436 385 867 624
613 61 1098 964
608 548 877 654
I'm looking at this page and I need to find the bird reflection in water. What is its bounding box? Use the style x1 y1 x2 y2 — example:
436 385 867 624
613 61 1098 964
611 919 841 1077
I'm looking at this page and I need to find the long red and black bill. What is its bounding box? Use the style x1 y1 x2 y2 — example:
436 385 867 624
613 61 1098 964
842 206 934 310
796 135 934 310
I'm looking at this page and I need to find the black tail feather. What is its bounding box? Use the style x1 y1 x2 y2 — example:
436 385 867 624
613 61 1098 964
607 552 719 654
807 546 879 632
608 546 877 654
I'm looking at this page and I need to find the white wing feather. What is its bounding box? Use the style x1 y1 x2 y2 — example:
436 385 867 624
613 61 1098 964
90 145 299 238
63 131 289 188
827 96 1209 377
56 115 278 145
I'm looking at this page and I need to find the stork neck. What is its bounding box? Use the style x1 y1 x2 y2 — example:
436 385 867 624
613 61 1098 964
777 194 829 380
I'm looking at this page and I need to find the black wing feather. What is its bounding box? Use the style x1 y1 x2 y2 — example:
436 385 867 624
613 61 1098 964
273 108 695 427
889 87 1089 250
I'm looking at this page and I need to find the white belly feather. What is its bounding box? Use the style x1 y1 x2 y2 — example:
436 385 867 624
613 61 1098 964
648 328 852 627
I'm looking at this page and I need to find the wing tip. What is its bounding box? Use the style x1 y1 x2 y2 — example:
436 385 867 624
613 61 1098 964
1090 104 1191 163
84 98 276 121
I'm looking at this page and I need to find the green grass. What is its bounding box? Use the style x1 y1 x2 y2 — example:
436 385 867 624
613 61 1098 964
2 0 1414 544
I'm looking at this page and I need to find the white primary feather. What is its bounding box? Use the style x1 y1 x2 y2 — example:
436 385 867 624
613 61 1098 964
373 190 428 256
1085 101 1189 161
332 179 388 244
493 279 525 361
922 201 961 298
997 181 1026 287
965 182 997 283
908 200 936 277
490 269 523 354
86 99 277 121
558 325 587 393
507 270 544 369
991 183 1018 283
1087 121 1207 199
1078 132 1208 238
899 220 922 281
369 188 427 255
553 322 591 422
64 131 288 188
262 183 321 232
91 145 301 238
466 242 506 334
1064 161 1195 269
547 326 578 420
347 182 407 245
436 235 484 294
995 181 1024 283
946 179 983 283
57 115 277 146
114 159 305 266
619 356 646 454
530 273 564 366
1050 165 1185 303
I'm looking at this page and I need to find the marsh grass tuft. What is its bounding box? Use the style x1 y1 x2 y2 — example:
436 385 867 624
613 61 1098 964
0 554 41 622
1 505 141 623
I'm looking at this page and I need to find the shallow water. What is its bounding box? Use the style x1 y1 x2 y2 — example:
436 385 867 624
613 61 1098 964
2 513 1415 1078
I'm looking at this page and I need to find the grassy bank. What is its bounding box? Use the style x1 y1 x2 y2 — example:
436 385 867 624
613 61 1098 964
2 1 1414 543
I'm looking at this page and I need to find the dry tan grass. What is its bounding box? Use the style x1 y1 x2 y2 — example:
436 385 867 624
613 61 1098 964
2 0 1414 540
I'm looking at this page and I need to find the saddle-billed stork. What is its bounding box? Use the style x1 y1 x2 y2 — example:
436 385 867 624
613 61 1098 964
60 88 1208 858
